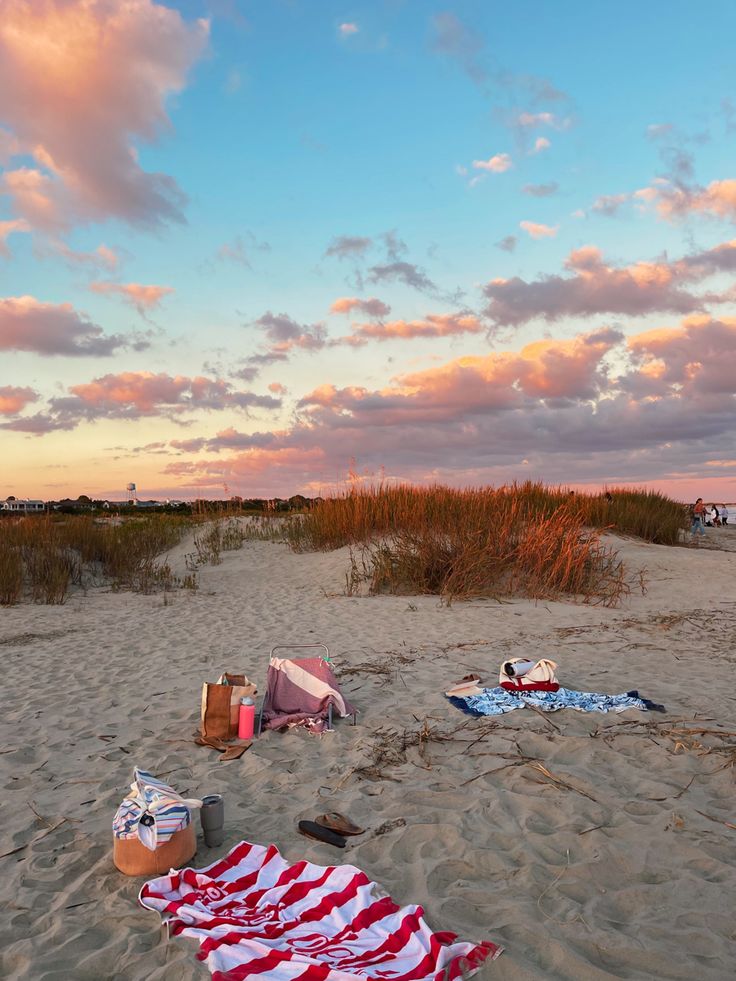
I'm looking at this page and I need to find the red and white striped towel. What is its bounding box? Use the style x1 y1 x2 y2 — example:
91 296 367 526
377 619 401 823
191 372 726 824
140 840 502 980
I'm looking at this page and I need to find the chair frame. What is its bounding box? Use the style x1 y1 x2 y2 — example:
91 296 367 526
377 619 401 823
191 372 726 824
256 644 334 736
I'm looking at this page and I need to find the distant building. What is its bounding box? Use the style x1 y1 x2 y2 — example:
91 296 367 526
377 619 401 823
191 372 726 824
2 498 45 513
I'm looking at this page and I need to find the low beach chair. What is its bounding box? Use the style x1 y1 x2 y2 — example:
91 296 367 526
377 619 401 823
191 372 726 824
256 644 356 735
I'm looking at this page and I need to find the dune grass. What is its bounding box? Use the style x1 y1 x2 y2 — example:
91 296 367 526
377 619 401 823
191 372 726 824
282 483 687 606
0 514 191 605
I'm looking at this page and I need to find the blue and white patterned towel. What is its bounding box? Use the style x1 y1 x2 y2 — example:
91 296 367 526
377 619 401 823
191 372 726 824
451 686 665 718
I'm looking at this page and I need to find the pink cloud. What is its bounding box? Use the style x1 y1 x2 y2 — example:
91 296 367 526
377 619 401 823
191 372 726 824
88 281 174 313
344 313 484 345
655 178 736 222
0 385 38 415
268 382 288 395
531 137 551 154
338 23 358 36
68 372 280 414
155 316 736 496
49 241 120 272
472 153 513 173
483 241 736 327
0 0 208 231
519 220 558 239
330 296 391 317
0 295 131 356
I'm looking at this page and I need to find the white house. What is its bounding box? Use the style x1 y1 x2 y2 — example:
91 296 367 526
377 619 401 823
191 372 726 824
2 498 45 513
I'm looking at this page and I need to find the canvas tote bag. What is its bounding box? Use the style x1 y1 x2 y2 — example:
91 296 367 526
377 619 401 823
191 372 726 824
201 673 257 739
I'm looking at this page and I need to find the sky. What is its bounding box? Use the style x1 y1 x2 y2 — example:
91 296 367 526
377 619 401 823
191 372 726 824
2 0 736 503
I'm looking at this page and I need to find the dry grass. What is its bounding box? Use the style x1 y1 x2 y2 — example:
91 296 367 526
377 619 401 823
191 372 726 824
282 482 682 606
0 514 191 606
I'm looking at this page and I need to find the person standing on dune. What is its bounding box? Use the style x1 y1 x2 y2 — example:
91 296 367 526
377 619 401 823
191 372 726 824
692 498 706 542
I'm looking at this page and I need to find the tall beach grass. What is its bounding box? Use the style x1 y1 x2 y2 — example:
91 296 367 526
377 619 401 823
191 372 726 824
282 482 687 606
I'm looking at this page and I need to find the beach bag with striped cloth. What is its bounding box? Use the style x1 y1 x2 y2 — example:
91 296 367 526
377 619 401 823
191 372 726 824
113 768 202 876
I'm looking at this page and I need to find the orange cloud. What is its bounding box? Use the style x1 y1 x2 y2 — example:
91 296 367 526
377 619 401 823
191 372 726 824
89 281 173 313
520 220 558 239
0 385 38 414
637 178 736 222
0 0 208 230
346 313 484 344
330 296 391 317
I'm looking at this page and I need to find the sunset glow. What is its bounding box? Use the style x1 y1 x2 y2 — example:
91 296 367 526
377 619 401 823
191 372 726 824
2 0 736 502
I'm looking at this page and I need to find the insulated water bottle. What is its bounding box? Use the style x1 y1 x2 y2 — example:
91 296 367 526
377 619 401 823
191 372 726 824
200 794 225 847
238 696 255 740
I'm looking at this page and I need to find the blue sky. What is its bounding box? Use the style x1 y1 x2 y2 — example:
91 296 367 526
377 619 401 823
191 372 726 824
2 0 736 500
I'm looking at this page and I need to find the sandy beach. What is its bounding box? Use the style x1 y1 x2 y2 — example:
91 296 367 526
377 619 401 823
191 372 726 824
1 527 735 980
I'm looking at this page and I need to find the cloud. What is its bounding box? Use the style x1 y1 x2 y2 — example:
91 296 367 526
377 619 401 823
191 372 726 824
338 23 358 37
47 241 121 272
522 182 559 198
496 235 517 253
591 193 630 217
254 312 327 351
651 178 736 222
531 137 551 154
0 0 208 231
0 295 132 356
88 281 174 314
472 153 512 173
216 232 270 267
0 218 30 257
430 12 486 85
0 385 38 415
516 111 570 130
239 312 328 373
330 296 391 318
324 235 373 260
160 316 736 496
367 261 437 294
482 241 736 327
268 382 288 395
7 371 283 434
344 312 484 345
217 238 251 267
519 220 558 239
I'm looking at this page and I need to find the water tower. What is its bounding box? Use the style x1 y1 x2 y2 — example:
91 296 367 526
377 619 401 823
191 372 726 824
126 482 138 504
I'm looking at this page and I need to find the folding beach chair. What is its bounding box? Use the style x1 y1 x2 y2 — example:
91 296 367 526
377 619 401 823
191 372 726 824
256 644 356 735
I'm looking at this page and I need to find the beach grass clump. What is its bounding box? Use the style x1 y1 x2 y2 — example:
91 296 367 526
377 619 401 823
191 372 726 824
283 482 684 605
0 514 191 605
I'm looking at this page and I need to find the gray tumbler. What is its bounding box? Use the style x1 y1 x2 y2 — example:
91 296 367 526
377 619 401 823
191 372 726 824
200 794 225 847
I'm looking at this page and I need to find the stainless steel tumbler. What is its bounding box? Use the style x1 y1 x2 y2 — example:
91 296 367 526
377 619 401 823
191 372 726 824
200 794 225 847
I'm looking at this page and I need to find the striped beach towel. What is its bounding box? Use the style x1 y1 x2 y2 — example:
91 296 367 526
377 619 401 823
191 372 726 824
262 657 355 734
113 768 201 851
140 840 502 979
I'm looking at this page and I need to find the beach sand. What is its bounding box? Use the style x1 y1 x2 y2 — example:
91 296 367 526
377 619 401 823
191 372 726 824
1 527 735 979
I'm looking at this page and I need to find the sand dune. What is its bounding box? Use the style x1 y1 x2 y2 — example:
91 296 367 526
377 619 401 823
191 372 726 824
1 528 735 979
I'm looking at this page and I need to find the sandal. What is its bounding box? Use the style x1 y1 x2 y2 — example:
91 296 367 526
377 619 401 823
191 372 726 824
297 820 346 848
315 812 364 836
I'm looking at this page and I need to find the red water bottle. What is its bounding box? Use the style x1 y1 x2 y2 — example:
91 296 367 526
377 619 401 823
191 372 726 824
238 696 255 739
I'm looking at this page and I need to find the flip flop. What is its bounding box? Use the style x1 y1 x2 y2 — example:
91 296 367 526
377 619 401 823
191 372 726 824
315 812 365 836
195 734 229 751
220 740 252 761
298 820 346 848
